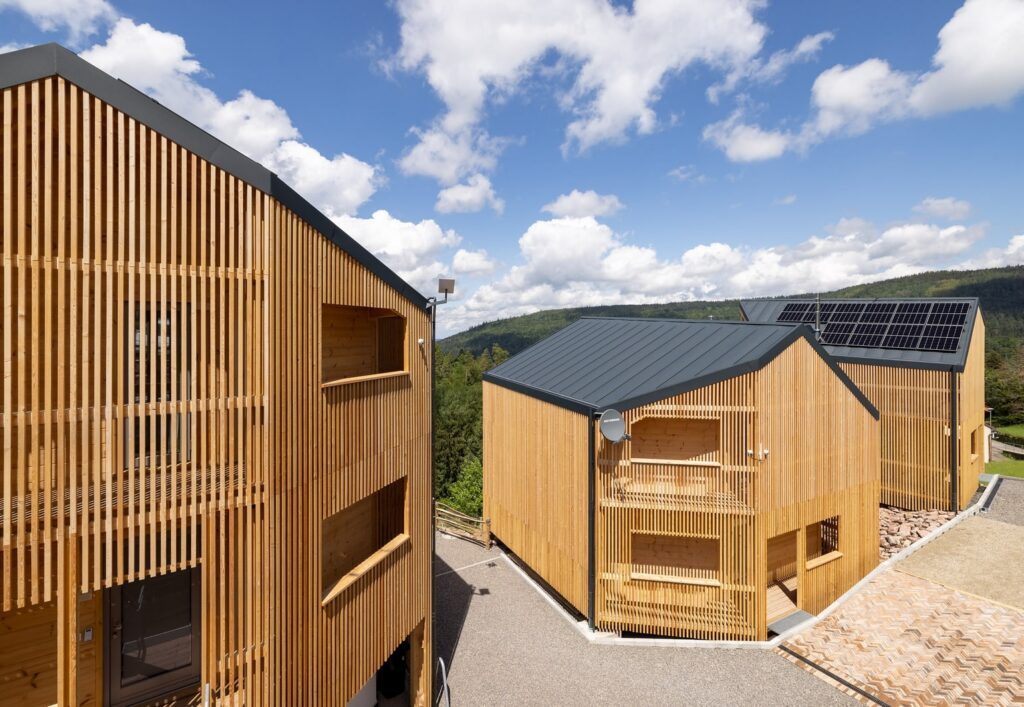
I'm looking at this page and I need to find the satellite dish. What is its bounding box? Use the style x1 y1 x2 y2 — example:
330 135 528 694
599 409 627 444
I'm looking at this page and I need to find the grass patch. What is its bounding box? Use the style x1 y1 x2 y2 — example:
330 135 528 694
997 423 1024 439
987 459 1024 479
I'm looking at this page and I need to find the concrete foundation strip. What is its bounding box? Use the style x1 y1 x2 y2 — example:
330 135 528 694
494 475 1004 650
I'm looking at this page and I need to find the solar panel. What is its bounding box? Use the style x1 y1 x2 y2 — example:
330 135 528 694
773 300 972 354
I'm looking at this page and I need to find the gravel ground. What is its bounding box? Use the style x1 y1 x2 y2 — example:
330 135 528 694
897 515 1024 609
433 532 854 706
985 477 1024 527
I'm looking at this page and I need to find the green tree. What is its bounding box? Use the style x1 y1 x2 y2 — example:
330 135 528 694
444 455 483 516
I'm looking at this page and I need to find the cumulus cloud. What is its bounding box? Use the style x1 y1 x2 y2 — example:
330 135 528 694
706 0 1024 162
914 196 972 220
452 248 497 276
0 0 115 43
442 207 992 334
334 210 461 293
702 111 791 162
391 0 767 180
435 174 504 214
80 18 381 218
958 234 1024 268
541 189 624 218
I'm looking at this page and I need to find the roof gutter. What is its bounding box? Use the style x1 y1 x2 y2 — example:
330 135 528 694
587 410 597 631
950 370 959 511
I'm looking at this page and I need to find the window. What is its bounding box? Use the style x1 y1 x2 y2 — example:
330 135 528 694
322 478 408 604
970 426 980 459
321 304 407 387
630 417 720 465
124 303 191 467
805 516 841 569
106 568 201 706
630 532 720 586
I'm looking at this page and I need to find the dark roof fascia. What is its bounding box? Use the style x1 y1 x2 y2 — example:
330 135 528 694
0 43 429 310
485 324 880 420
481 373 595 416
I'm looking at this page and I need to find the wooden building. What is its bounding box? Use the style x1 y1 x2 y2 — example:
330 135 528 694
0 44 432 705
483 318 880 641
740 298 984 511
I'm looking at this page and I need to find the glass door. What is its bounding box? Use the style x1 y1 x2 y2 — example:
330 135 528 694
107 568 201 706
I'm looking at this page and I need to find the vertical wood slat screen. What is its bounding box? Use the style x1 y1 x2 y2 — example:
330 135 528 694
1 74 432 704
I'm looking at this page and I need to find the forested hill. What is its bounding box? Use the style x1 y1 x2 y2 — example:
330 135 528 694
440 265 1024 356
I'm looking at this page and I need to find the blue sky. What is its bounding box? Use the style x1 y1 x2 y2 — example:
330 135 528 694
2 0 1022 334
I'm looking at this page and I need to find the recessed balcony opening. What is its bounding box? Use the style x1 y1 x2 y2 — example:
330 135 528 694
805 515 842 570
321 304 407 388
629 532 721 587
321 477 409 605
630 417 720 466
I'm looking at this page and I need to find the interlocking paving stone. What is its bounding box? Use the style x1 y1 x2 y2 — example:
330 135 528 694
780 570 1024 706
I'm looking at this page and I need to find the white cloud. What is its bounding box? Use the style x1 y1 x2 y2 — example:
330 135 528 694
914 196 972 220
958 234 1024 268
334 209 461 293
708 31 834 104
707 0 1024 162
391 0 767 180
435 174 504 214
452 248 497 275
668 164 708 184
775 194 797 206
702 111 791 162
80 18 381 218
442 206 993 334
910 0 1024 115
541 189 623 218
0 41 29 54
398 126 506 184
0 0 115 43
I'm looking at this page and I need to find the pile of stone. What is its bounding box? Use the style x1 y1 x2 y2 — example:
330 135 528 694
878 505 955 560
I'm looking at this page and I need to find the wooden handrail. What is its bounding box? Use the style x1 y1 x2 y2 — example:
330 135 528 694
434 501 491 548
320 370 409 389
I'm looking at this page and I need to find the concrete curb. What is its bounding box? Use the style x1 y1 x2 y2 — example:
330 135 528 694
496 476 1004 650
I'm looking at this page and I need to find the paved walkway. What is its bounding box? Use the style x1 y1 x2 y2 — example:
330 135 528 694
434 533 854 706
780 485 1024 706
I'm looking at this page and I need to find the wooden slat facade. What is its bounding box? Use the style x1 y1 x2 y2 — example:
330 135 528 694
1 74 431 705
838 309 985 511
484 336 880 641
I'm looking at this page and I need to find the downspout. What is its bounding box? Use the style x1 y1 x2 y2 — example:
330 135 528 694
587 410 597 631
949 369 959 512
428 298 437 702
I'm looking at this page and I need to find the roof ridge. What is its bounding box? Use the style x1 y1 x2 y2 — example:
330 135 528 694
577 315 798 328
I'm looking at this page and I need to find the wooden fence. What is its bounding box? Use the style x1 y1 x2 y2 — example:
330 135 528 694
435 502 491 547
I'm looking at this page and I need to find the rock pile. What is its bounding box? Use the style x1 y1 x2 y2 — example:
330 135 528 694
879 505 955 560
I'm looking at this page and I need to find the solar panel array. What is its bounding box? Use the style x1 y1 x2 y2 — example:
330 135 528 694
777 301 970 353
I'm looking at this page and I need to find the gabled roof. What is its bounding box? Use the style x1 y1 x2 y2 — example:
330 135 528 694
0 43 428 310
483 317 878 418
739 297 980 371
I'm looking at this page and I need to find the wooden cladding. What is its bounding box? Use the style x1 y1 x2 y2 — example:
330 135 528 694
1 75 431 705
483 384 590 612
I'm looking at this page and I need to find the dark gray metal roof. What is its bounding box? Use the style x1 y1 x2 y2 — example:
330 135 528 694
484 317 877 417
0 43 428 310
739 298 980 371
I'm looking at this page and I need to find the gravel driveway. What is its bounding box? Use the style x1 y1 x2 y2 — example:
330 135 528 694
433 532 853 706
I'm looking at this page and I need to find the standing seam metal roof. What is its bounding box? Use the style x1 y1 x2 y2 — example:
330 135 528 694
739 298 980 371
0 43 428 310
483 317 878 418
